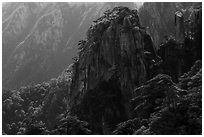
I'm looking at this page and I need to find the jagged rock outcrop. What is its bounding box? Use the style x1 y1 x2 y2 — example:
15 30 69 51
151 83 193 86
158 5 202 81
138 2 201 50
70 6 157 107
68 7 158 134
175 3 202 44
138 2 178 49
175 11 185 43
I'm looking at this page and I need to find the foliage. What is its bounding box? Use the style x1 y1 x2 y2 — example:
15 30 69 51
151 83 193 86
113 60 202 135
131 74 183 119
17 116 49 135
2 69 71 134
113 118 141 135
50 112 92 135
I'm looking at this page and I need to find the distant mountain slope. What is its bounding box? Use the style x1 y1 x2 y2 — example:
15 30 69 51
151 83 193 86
3 2 143 89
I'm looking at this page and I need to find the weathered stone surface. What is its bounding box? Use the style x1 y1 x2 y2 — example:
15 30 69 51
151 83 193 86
138 2 201 50
67 7 159 134
69 7 158 110
175 11 185 43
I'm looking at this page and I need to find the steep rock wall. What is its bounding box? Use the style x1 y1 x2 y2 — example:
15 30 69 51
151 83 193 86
68 7 159 133
70 7 157 107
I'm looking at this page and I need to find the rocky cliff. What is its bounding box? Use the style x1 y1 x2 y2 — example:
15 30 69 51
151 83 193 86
68 7 159 133
138 2 201 49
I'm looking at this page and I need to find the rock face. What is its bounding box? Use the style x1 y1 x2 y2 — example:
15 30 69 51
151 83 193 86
138 2 201 49
175 11 185 43
158 5 202 81
70 6 157 106
138 2 177 49
69 7 158 133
